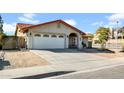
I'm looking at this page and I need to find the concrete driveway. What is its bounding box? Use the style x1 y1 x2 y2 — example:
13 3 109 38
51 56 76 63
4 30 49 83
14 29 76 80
31 49 107 64
31 49 124 72
1 49 124 78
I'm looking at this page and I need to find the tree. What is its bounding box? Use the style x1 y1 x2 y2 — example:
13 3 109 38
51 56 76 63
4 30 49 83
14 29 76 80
96 27 110 50
0 15 4 33
121 29 124 38
0 33 7 50
0 15 5 50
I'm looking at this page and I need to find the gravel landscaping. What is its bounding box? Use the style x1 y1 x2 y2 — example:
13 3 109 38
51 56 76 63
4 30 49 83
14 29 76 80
1 50 49 70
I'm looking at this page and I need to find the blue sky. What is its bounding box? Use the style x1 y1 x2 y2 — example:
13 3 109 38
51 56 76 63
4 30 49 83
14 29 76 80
1 13 124 35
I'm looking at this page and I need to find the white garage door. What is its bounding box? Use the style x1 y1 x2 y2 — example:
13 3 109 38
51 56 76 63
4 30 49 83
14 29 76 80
32 35 65 49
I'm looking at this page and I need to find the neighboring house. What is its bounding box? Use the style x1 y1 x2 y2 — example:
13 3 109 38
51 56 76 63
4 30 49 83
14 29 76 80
15 20 86 49
106 27 124 49
82 33 93 47
92 27 124 49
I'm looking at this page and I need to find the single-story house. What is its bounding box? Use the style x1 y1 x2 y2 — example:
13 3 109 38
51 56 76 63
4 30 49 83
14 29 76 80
15 19 86 49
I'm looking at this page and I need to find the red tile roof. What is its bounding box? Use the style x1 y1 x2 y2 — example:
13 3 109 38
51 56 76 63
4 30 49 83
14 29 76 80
16 23 33 29
17 20 86 35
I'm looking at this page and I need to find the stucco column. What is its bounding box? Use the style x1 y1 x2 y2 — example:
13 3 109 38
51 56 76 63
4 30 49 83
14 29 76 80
29 36 33 49
26 36 30 49
26 32 33 49
78 34 82 49
66 34 69 48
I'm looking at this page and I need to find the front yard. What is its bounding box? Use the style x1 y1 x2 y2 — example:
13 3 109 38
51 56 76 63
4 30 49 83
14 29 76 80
82 48 124 58
2 50 49 70
1 49 124 70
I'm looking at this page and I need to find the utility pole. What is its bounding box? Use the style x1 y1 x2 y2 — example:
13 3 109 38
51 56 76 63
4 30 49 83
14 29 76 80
0 15 4 33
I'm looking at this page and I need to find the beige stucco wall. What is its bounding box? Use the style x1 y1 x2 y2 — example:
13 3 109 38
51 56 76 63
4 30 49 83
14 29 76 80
16 28 27 48
27 22 83 49
16 28 26 37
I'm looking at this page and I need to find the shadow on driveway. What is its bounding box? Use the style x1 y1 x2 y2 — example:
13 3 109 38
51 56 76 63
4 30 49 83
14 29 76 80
0 59 10 70
14 71 75 79
35 48 115 54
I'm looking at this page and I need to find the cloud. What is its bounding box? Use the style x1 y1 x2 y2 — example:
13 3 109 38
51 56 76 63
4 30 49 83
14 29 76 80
64 19 77 26
91 21 103 26
108 21 121 26
18 13 40 24
3 23 16 35
104 14 124 27
23 13 36 19
91 22 99 26
108 13 124 22
19 17 40 24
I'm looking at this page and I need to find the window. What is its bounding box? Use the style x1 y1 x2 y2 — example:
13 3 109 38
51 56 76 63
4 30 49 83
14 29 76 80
34 34 41 37
59 35 64 38
43 34 49 37
51 35 57 38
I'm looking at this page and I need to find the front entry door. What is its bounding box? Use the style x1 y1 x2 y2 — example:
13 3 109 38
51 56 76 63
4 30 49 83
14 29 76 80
69 35 78 48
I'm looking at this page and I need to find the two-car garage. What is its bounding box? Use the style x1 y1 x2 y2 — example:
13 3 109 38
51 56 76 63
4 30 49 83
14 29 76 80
32 34 65 49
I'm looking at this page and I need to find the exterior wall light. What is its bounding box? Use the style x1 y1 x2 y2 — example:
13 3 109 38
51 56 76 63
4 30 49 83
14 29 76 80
30 32 32 36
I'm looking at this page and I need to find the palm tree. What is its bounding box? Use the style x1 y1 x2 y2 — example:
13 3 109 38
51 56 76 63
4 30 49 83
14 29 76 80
96 27 110 50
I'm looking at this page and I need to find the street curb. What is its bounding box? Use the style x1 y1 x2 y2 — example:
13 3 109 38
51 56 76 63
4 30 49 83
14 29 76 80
46 63 124 79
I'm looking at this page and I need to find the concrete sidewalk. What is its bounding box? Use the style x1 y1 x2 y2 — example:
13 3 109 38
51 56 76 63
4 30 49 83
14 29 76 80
1 57 124 79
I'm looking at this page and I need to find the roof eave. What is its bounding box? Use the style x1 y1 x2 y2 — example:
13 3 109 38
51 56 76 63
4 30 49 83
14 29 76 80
19 20 86 34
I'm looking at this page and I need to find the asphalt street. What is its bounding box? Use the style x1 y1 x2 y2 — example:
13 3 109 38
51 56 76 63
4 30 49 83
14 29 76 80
54 65 124 79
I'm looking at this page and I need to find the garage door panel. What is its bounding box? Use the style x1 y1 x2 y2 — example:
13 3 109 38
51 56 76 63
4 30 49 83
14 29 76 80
32 37 65 49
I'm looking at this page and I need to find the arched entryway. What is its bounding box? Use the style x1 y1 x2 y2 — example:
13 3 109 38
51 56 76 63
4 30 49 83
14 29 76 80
69 33 78 48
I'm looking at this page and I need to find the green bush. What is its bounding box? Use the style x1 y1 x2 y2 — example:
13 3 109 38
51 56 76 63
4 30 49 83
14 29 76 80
0 33 7 49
